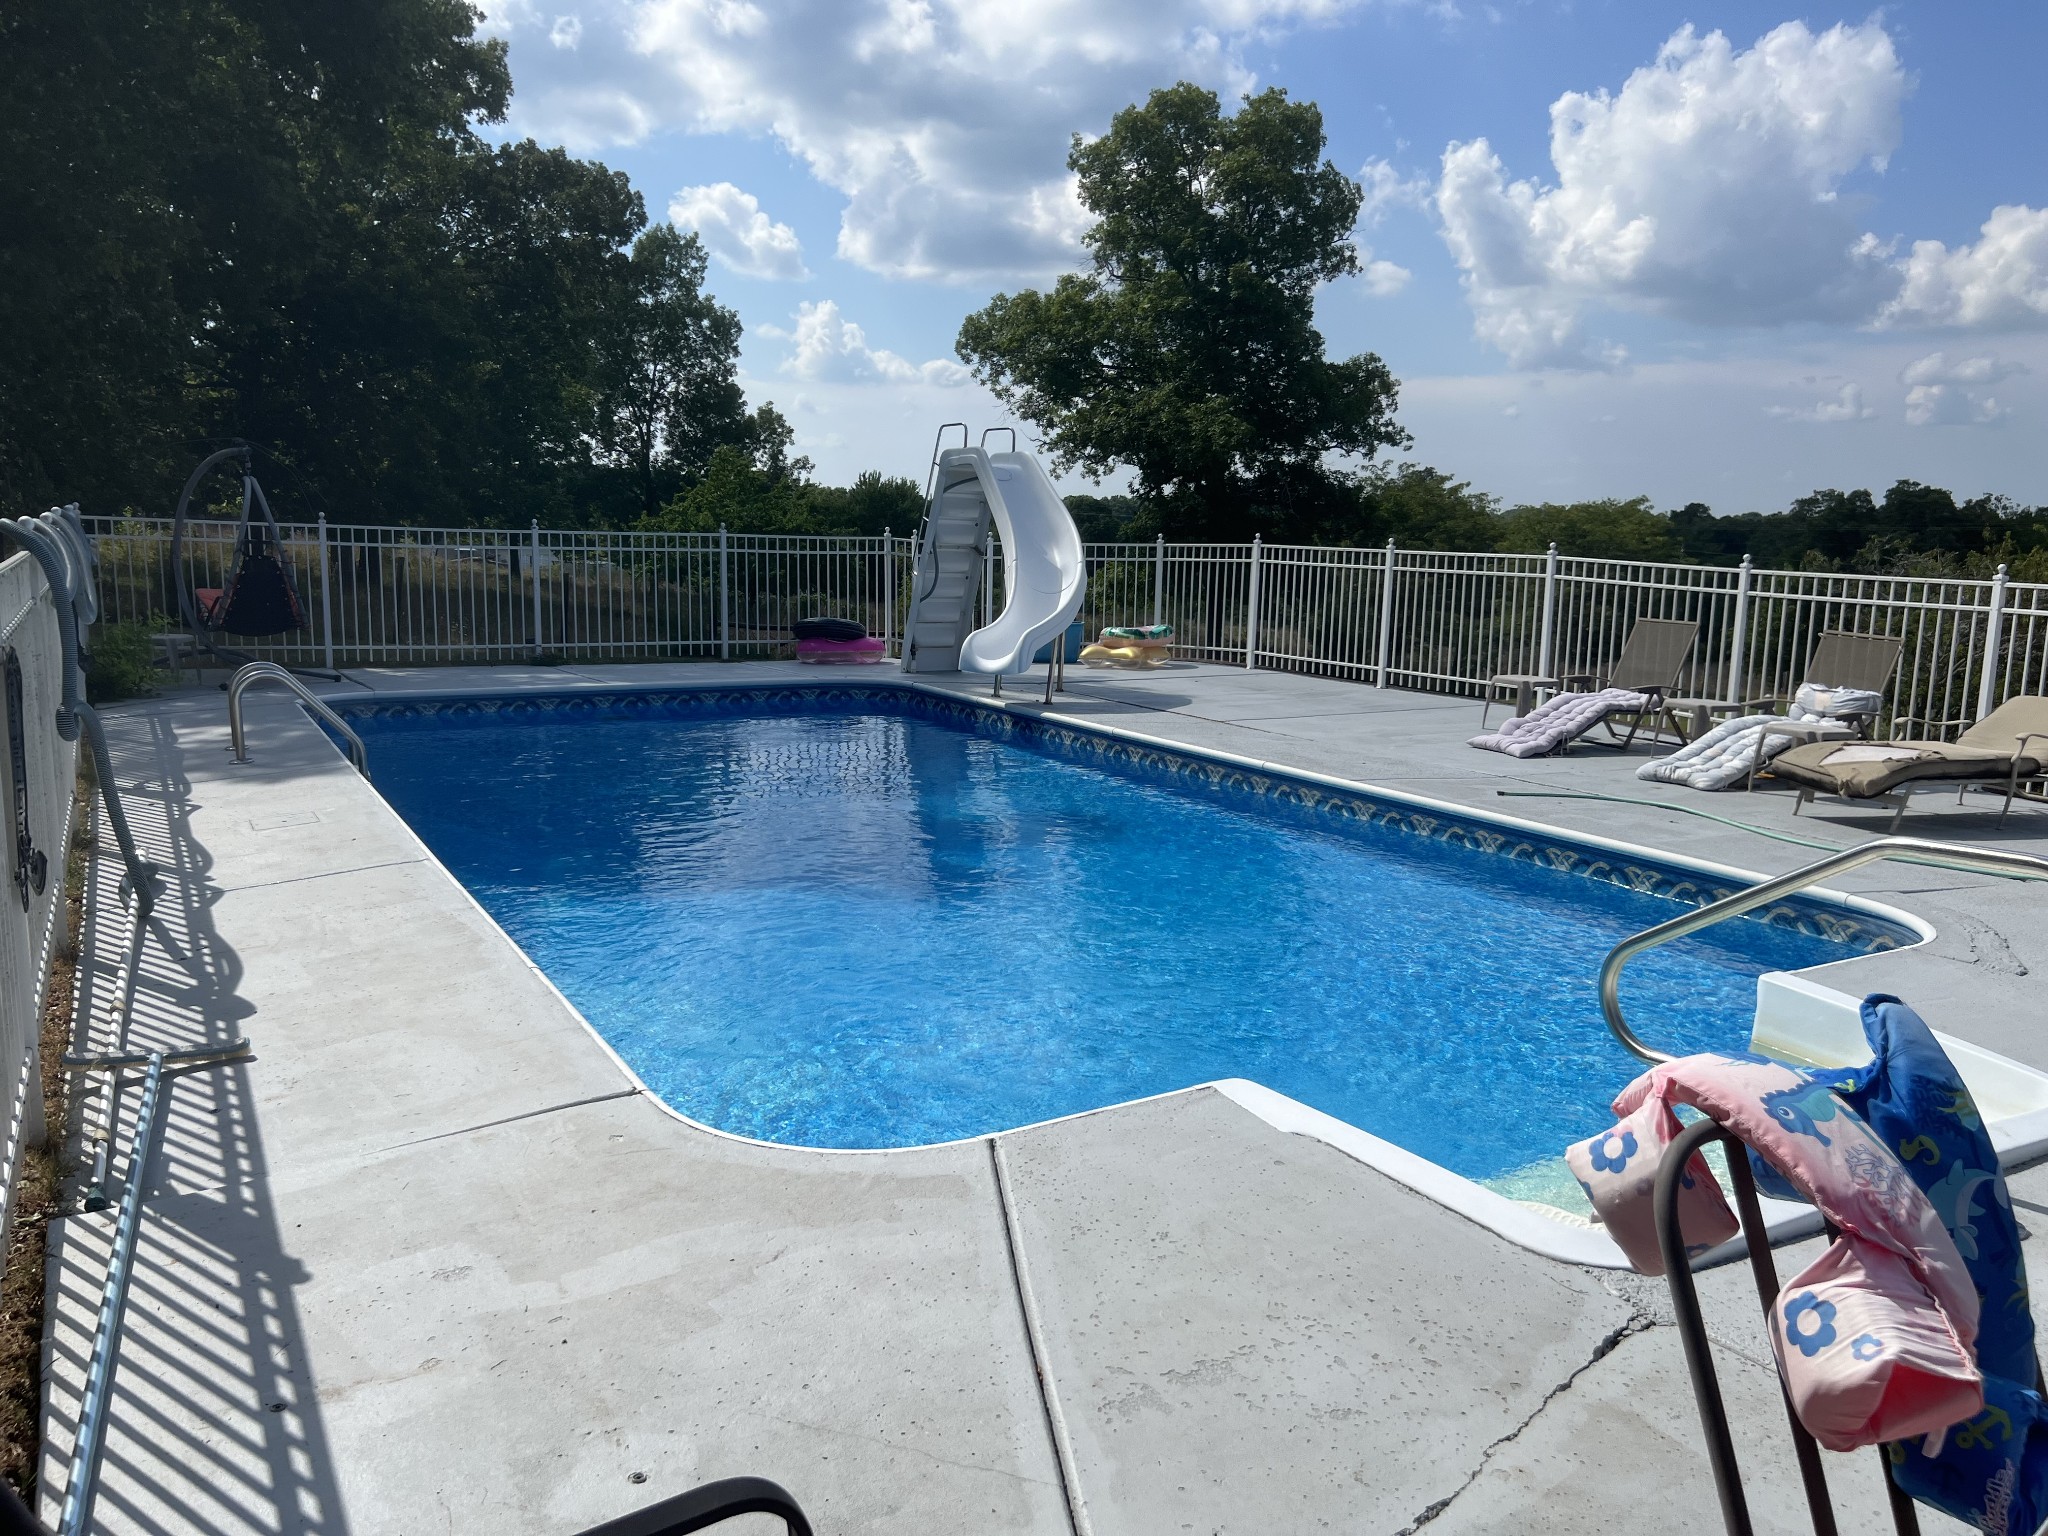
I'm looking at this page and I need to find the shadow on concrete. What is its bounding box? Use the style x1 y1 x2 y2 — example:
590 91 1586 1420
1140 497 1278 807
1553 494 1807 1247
42 705 350 1535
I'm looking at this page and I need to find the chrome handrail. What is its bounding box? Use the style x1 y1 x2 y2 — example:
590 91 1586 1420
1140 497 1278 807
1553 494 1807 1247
227 662 368 776
1600 835 2048 1063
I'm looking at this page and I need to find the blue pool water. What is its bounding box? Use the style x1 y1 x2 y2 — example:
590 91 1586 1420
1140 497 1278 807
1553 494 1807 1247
347 689 1902 1179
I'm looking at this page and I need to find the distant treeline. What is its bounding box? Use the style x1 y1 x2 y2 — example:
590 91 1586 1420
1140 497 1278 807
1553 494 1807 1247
1065 470 2048 582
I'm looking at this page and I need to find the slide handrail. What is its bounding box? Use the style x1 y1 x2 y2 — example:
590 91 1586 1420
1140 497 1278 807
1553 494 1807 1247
1600 835 2048 1063
227 662 368 776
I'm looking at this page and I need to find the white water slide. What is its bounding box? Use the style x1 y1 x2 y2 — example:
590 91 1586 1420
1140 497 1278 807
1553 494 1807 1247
902 440 1087 678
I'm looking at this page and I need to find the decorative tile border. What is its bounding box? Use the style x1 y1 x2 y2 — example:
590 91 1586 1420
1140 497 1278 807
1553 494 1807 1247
333 682 1917 954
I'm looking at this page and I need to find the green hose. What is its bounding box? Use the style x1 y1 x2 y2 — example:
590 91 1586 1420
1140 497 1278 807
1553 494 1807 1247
1493 789 2047 882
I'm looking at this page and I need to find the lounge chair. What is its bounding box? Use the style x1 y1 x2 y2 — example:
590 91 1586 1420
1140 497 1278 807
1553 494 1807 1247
1764 693 2048 831
1731 630 1905 789
1558 617 1700 750
1480 617 1700 739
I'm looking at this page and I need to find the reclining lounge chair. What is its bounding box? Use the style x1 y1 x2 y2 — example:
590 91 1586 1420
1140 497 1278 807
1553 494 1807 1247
1472 618 1699 755
1737 630 1907 788
1559 617 1701 749
1764 693 2048 831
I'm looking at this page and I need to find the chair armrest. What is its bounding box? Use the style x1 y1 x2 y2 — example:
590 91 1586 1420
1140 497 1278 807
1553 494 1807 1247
571 1477 813 1536
1890 714 1972 741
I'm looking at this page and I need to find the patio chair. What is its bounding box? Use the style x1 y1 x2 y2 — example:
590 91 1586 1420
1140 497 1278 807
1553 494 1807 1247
0 1474 813 1536
1479 616 1700 733
1559 617 1700 750
1734 631 1907 786
573 1476 812 1536
1650 997 2045 1536
1762 693 2048 831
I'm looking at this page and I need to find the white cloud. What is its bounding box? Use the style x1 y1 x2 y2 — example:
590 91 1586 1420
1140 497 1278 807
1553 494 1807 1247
1899 351 2023 427
668 183 810 280
779 300 971 386
1357 157 1430 224
1435 21 1906 367
1359 254 1411 297
1764 381 1875 424
477 0 1372 282
1880 205 2048 330
549 13 583 47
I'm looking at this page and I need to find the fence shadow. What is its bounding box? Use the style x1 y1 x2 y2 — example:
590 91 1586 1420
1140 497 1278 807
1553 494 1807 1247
42 708 349 1536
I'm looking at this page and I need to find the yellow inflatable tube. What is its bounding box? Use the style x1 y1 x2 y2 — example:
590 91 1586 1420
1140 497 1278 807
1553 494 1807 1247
1079 643 1168 668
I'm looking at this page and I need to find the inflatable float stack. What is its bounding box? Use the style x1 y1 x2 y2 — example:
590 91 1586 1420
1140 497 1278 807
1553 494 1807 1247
792 615 888 664
1080 624 1174 669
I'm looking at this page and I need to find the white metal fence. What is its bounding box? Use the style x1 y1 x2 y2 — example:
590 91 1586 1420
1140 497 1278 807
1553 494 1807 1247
84 518 2048 738
0 545 77 1240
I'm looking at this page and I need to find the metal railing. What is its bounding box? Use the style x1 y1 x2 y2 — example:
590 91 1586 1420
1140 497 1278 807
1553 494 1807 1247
1599 836 2048 1063
227 662 368 775
84 517 2048 740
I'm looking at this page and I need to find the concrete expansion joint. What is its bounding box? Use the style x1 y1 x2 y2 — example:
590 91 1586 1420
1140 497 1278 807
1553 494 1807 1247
1393 1309 1657 1534
988 1136 1093 1536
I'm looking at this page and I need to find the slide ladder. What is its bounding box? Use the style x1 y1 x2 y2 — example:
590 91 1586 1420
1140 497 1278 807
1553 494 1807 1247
902 435 1086 677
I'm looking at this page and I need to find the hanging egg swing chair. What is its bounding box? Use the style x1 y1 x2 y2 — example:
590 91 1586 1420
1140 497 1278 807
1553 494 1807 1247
168 445 341 681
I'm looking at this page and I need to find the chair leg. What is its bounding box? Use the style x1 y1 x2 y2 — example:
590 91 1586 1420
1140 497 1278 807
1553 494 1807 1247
1888 797 1906 834
1880 1451 1923 1534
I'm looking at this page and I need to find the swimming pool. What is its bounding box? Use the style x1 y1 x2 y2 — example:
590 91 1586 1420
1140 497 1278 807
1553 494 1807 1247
341 684 1915 1183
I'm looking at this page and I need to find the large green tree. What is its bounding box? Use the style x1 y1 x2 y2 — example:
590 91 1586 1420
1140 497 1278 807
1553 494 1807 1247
593 226 753 522
956 83 1408 539
0 0 765 528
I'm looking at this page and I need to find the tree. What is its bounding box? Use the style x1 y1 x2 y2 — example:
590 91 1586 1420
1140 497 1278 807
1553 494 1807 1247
1496 498 1681 561
0 0 774 530
1361 465 1500 549
0 0 525 519
806 472 925 537
593 226 750 522
956 83 1407 539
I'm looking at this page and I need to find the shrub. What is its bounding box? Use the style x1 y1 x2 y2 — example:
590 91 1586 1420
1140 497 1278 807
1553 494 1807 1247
85 617 164 703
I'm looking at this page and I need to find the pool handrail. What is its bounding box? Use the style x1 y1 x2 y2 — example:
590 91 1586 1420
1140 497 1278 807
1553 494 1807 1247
1601 835 2048 1064
227 662 368 777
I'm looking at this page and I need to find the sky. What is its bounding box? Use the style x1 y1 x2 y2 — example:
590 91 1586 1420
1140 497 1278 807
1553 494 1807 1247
475 0 2048 514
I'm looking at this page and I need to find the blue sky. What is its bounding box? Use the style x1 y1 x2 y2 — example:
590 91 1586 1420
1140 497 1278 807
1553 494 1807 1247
477 1 2048 513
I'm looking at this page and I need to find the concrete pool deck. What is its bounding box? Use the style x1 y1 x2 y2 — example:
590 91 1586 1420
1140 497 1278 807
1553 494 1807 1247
40 659 2048 1534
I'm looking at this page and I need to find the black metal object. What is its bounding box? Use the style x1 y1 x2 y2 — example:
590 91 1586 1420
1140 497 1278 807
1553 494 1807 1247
202 520 306 637
570 1476 813 1536
4 648 47 911
1657 1116 1919 1536
168 445 337 679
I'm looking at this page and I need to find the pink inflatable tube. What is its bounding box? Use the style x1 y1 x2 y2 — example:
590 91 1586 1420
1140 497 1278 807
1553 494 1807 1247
795 636 888 664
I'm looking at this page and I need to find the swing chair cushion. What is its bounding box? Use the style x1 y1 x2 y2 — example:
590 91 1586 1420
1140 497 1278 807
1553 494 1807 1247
198 543 306 636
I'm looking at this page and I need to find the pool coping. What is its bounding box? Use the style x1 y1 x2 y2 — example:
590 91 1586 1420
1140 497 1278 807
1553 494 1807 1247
312 673 1944 1268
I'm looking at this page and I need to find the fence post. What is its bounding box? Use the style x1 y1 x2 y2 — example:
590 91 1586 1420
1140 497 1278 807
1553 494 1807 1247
882 528 894 658
1536 541 1559 679
1244 534 1263 671
718 525 731 661
528 519 542 660
316 513 336 674
1375 540 1396 687
1725 554 1754 703
1152 534 1165 627
1977 562 2010 722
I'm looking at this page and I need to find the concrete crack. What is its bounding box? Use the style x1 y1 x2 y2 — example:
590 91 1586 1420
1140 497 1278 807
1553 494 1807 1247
1395 1311 1655 1534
